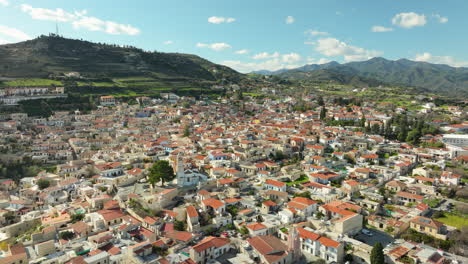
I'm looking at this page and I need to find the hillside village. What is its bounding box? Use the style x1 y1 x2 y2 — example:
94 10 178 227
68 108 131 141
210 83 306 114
0 90 466 264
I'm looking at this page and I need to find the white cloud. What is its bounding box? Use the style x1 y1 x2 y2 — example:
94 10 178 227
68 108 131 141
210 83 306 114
222 58 301 73
433 14 448 24
0 0 9 7
196 42 231 51
315 37 382 62
20 4 83 22
392 12 426 28
235 49 249 54
208 16 235 24
282 53 302 63
0 25 31 43
72 17 140 35
164 40 173 45
252 52 280 60
305 29 329 36
285 16 294 24
371 25 393 32
307 57 332 64
21 4 140 35
414 52 468 67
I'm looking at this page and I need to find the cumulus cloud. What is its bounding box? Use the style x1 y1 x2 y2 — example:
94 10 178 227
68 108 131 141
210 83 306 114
252 52 280 60
208 16 235 24
72 17 140 35
307 57 332 64
0 25 31 44
20 4 83 22
222 59 301 73
235 49 249 54
285 16 294 24
0 0 9 7
433 14 448 24
305 29 329 36
196 42 231 51
20 4 140 35
0 25 31 42
164 40 173 45
282 53 302 63
414 52 468 67
371 25 393 32
315 37 382 62
392 12 426 28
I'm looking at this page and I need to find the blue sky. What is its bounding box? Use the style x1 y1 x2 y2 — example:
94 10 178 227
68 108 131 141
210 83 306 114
0 0 467 72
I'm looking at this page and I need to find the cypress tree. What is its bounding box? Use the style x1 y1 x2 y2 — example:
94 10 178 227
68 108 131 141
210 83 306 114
370 242 385 264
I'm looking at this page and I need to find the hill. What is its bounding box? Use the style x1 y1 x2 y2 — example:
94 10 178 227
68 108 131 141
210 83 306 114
267 57 468 96
0 35 243 84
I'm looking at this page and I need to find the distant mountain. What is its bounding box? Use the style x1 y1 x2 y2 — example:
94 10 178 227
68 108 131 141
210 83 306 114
251 68 290 75
0 35 243 83
258 57 468 96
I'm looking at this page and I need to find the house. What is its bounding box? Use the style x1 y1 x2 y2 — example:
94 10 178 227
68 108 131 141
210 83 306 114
410 216 447 240
395 192 424 205
190 236 230 264
247 235 292 264
264 179 287 192
286 197 317 219
385 180 406 192
246 222 268 236
297 227 344 264
440 171 461 186
186 206 200 232
201 198 226 215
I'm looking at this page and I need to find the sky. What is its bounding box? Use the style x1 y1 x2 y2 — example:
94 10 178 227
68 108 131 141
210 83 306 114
0 0 467 73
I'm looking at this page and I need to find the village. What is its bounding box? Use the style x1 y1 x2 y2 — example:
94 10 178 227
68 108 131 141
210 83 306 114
0 90 466 264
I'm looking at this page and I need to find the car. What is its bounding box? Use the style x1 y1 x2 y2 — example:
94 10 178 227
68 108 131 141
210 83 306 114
361 229 373 236
221 232 230 238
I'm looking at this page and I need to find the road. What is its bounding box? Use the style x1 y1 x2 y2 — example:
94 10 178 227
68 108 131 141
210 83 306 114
354 228 395 247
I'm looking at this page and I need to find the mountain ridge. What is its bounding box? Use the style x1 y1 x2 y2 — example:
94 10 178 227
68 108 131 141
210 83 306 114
255 57 468 96
0 35 243 84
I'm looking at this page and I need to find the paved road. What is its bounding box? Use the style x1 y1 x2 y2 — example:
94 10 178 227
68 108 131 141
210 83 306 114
354 228 395 247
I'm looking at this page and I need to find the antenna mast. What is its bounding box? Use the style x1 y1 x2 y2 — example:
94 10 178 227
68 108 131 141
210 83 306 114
55 20 59 36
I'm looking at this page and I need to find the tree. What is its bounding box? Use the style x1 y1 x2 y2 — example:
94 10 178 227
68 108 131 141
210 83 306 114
370 242 385 264
71 214 85 223
59 231 75 240
148 160 175 187
37 179 50 190
320 107 327 120
317 96 324 106
174 220 186 231
183 125 190 137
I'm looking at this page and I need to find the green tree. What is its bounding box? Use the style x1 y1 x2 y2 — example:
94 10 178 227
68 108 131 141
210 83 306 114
174 220 186 231
37 179 50 190
148 160 175 187
59 231 75 240
71 214 85 223
370 242 385 264
320 107 327 120
183 125 190 137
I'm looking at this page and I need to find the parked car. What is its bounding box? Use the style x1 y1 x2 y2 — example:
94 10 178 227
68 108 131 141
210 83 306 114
361 229 373 236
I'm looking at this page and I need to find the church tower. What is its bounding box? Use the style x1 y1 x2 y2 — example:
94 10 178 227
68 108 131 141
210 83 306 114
176 153 185 186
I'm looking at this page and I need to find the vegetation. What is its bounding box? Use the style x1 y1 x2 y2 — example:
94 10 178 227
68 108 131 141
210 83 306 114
401 229 453 251
59 231 75 240
174 220 186 231
370 242 385 264
70 214 85 223
293 191 312 199
148 160 175 187
434 212 467 229
37 179 50 190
